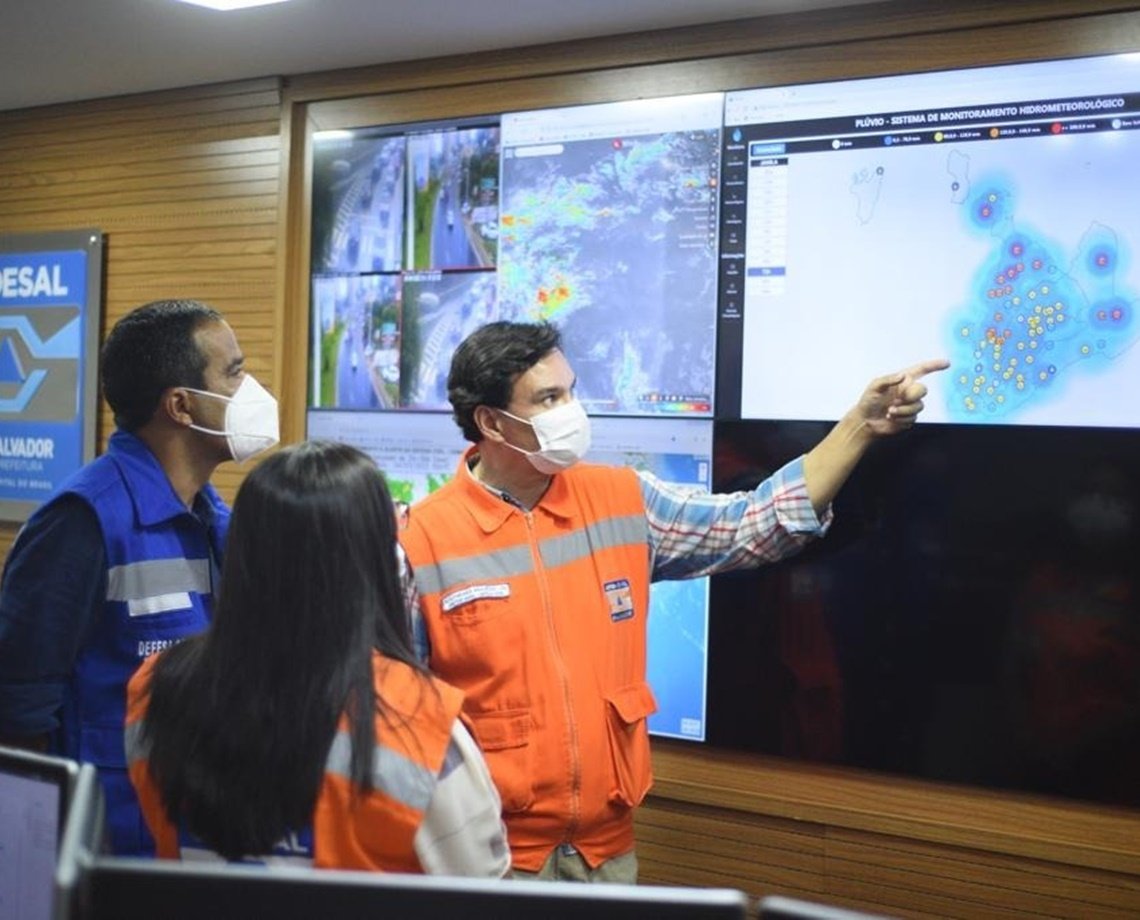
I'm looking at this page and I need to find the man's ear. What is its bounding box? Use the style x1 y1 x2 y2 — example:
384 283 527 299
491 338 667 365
160 388 195 428
473 405 505 442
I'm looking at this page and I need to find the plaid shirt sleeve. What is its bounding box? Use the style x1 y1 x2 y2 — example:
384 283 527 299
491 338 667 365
397 544 432 663
640 454 832 582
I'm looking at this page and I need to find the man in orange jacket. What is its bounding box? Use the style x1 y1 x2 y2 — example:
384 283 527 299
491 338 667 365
399 320 947 883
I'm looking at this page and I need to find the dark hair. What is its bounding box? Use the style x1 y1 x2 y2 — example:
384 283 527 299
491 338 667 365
447 320 562 442
142 440 423 860
101 299 223 432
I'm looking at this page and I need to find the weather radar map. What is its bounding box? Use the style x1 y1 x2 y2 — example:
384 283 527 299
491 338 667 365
947 172 1137 423
498 95 723 416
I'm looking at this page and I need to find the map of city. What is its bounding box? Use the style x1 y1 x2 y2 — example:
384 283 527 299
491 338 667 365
946 169 1138 422
740 129 1140 427
497 131 720 415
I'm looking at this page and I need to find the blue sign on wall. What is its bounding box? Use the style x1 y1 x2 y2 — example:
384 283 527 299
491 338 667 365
0 232 103 521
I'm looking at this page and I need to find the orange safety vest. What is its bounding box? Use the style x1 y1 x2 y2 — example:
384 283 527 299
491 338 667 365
400 448 657 871
125 650 463 872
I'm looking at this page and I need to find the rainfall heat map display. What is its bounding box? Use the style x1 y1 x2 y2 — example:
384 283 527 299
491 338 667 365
726 53 1140 428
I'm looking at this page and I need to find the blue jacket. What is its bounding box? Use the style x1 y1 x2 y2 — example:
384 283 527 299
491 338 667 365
2 431 229 854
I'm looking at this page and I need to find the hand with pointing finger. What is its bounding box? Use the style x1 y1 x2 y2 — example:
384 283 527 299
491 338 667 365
853 358 950 437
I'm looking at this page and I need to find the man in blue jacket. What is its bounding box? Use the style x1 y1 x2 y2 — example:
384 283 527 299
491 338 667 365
0 299 278 855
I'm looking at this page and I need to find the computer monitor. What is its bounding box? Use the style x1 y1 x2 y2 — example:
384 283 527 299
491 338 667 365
759 895 893 920
86 859 750 920
0 745 79 920
52 762 106 920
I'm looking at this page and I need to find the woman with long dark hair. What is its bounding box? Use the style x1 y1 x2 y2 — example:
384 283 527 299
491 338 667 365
125 441 508 875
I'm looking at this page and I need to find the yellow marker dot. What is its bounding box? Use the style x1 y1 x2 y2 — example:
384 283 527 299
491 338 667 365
1039 371 1048 381
986 386 995 395
1016 381 1025 390
1026 354 1035 364
1041 285 1049 295
958 374 968 385
997 395 1005 404
960 326 970 337
1081 344 1090 354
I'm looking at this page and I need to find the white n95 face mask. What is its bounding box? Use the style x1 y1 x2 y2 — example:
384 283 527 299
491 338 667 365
186 374 280 463
499 400 591 474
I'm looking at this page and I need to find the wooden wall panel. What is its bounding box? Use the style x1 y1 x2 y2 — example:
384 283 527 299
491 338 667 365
0 77 284 552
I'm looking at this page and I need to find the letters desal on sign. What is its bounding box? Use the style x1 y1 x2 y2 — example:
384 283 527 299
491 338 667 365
0 265 70 299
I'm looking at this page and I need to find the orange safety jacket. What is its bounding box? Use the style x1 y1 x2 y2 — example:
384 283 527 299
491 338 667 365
400 449 657 871
125 650 463 872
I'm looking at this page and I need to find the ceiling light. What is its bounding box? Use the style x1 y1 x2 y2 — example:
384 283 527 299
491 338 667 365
176 0 291 10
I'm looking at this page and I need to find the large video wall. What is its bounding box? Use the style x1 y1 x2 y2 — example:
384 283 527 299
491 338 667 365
308 51 1140 802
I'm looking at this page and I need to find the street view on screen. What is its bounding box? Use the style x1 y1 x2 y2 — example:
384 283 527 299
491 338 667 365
310 124 499 412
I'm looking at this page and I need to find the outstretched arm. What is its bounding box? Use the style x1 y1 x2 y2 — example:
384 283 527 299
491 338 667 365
803 358 949 515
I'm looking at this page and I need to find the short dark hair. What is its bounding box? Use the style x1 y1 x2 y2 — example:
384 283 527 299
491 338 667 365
447 321 562 442
100 299 223 432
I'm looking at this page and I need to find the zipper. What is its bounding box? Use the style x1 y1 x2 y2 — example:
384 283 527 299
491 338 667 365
525 510 581 845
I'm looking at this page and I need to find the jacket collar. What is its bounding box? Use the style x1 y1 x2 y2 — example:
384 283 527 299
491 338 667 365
106 430 221 528
455 445 576 533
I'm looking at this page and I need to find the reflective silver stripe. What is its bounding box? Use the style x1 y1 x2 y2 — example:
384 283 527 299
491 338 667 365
107 558 212 602
414 544 533 597
124 718 150 765
413 513 647 596
325 731 435 813
539 514 647 569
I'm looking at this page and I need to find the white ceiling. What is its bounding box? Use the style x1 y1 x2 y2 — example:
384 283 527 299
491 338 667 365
1 0 886 113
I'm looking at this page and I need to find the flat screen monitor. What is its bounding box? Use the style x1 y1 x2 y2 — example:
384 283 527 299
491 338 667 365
52 762 105 920
0 745 78 920
85 859 749 920
305 410 713 741
704 52 1140 811
759 895 892 920
311 131 407 275
717 52 1140 426
309 118 499 413
499 94 722 416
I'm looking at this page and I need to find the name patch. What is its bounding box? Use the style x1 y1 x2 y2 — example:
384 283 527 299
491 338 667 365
442 582 510 612
127 592 192 617
604 578 634 622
